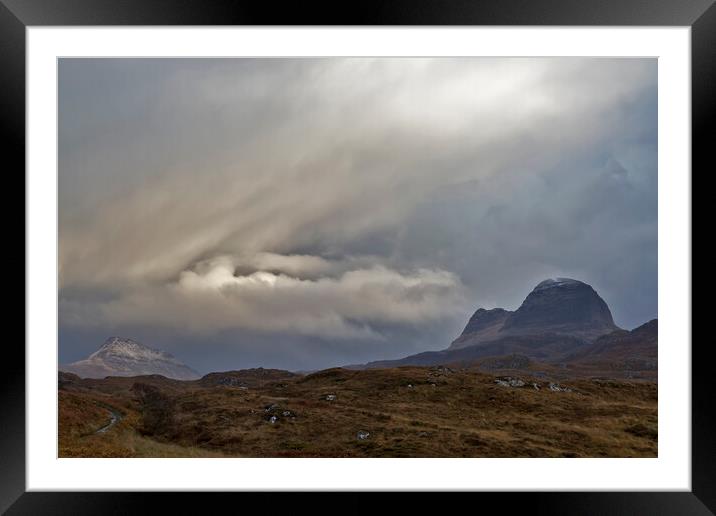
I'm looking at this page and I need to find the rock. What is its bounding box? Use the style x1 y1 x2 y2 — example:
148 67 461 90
282 410 295 417
495 377 526 388
548 383 572 392
324 394 337 401
268 415 278 424
532 383 540 390
407 384 414 389
356 430 370 440
264 403 279 412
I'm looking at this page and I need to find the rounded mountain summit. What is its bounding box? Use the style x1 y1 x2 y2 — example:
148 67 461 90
450 278 619 350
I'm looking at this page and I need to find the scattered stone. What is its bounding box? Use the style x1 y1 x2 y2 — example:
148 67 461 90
407 384 414 389
268 415 278 424
548 383 572 392
282 410 295 417
324 394 337 401
495 377 526 388
533 383 540 390
264 403 279 412
356 430 370 440
431 383 437 388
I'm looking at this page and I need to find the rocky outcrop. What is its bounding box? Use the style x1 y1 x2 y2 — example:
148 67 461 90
495 377 526 387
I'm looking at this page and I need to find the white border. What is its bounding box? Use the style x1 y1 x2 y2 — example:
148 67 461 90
27 27 691 491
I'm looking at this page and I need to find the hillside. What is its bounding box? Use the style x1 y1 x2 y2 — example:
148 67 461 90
58 366 657 458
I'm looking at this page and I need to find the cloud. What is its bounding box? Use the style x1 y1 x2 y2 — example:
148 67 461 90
58 58 655 290
58 58 657 368
63 254 467 339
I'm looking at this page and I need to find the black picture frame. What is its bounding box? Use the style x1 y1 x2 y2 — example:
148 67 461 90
3 0 710 513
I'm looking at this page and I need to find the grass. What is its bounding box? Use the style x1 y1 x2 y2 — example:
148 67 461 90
59 366 657 458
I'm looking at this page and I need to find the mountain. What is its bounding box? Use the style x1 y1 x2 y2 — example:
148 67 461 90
450 308 512 348
60 337 200 380
363 332 587 369
567 319 657 370
450 278 618 349
361 278 652 373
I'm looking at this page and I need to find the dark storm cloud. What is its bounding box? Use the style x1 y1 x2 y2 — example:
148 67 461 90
58 58 657 372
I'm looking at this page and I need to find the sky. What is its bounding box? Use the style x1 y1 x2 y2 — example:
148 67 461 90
58 58 657 373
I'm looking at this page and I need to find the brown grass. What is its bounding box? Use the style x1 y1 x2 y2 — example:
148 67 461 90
59 366 657 458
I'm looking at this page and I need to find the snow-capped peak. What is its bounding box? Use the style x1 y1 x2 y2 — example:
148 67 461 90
533 278 583 291
64 337 200 380
91 337 179 362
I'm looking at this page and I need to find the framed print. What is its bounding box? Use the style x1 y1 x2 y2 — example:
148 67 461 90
3 0 712 513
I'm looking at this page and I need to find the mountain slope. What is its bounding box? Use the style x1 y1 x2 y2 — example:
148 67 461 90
60 337 200 380
451 308 512 348
501 278 618 339
450 278 619 350
364 333 587 369
568 319 657 370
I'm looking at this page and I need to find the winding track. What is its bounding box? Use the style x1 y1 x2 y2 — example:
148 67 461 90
95 406 123 434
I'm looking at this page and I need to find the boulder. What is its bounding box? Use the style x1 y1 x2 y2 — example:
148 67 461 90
495 377 526 388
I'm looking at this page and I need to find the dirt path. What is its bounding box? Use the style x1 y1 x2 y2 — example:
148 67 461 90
95 406 123 434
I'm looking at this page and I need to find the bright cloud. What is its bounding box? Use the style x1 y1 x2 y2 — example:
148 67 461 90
74 255 467 339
